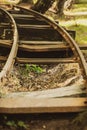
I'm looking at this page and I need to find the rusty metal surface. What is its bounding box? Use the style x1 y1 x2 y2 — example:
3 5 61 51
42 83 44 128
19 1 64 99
0 7 18 83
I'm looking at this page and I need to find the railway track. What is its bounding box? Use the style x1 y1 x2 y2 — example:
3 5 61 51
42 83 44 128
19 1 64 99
0 5 87 113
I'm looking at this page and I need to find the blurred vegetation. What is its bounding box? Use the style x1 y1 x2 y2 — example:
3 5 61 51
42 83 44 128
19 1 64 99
76 0 87 4
57 3 87 45
71 4 87 12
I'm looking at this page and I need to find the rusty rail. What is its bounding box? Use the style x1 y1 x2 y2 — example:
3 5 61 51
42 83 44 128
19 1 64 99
0 7 18 83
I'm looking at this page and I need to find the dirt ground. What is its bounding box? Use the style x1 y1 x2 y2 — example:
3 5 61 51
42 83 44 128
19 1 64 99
0 113 87 130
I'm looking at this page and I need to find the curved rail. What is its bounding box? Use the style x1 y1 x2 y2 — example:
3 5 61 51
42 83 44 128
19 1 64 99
0 5 86 113
0 7 18 83
13 5 87 79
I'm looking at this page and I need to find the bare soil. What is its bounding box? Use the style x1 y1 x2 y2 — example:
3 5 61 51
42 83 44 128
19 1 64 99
0 113 87 130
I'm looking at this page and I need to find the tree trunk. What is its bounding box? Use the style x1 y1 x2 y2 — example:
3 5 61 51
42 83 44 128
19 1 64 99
23 0 33 3
64 0 75 10
31 0 55 13
57 0 67 16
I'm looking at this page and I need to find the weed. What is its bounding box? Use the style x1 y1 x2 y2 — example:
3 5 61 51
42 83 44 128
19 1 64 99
19 64 43 76
17 121 27 129
5 120 28 129
6 120 17 127
25 64 43 74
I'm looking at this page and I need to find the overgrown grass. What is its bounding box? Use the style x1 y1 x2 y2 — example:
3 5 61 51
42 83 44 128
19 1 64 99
60 18 87 44
58 4 87 45
70 4 87 12
68 25 87 44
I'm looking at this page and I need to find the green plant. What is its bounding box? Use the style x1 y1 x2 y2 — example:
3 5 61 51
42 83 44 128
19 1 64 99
3 115 7 120
25 64 43 74
5 120 28 129
17 121 27 129
19 64 43 76
6 120 17 127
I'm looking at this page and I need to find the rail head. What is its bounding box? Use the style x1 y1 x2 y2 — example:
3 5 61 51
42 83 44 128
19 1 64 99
0 7 18 83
